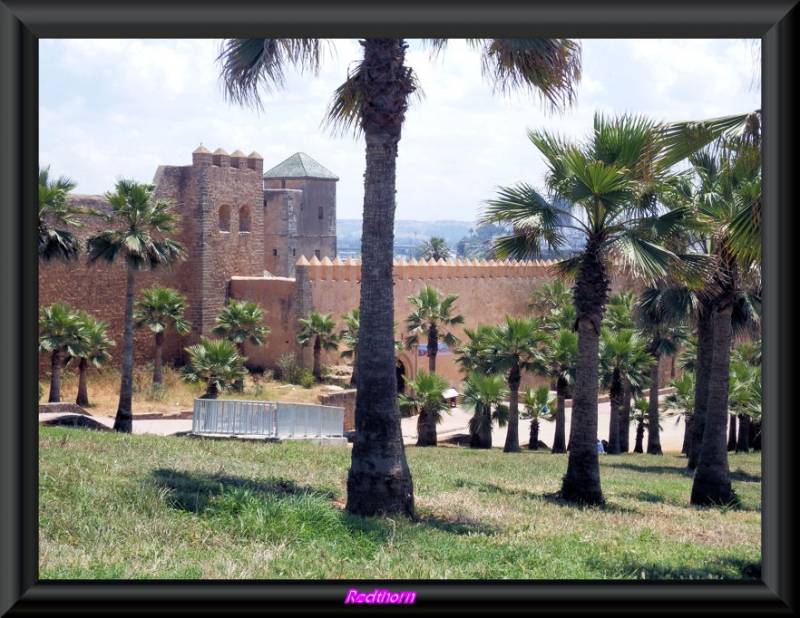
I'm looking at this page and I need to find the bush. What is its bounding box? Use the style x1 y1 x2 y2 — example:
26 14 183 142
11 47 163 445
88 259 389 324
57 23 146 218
276 353 303 385
299 370 316 389
38 381 44 402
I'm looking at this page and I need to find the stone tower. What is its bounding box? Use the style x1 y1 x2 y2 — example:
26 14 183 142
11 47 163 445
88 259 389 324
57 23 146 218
263 152 338 278
152 144 266 338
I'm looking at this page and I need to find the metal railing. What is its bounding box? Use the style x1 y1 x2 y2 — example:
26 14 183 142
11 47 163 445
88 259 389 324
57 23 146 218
192 399 344 438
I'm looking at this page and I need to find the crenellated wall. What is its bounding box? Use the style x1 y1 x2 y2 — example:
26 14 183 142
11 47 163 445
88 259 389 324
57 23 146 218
229 255 637 390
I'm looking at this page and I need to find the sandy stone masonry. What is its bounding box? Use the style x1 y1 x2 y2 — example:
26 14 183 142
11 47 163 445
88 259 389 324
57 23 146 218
39 146 668 391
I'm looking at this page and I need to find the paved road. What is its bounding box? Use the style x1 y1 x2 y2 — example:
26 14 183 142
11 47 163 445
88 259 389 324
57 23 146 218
40 395 686 452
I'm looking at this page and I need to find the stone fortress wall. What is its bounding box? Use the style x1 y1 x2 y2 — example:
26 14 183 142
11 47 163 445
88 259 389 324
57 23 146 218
39 146 669 392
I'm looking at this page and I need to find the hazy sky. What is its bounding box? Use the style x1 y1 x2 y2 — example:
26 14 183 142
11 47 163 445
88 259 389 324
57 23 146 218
39 38 760 223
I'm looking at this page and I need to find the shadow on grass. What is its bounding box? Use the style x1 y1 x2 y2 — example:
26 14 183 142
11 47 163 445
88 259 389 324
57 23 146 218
600 460 696 478
731 468 761 483
610 556 762 580
149 467 337 515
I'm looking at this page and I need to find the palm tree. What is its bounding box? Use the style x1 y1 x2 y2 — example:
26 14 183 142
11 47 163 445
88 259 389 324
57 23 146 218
38 302 83 403
339 308 360 387
398 370 451 446
404 284 466 373
634 288 690 456
528 279 573 318
65 311 115 407
181 337 246 399
460 371 509 449
598 327 654 455
212 299 270 391
485 315 547 453
133 286 191 385
538 328 577 454
297 310 339 382
217 36 582 518
679 129 762 505
87 179 184 432
662 370 697 455
522 385 555 450
417 236 452 261
481 111 749 504
38 166 85 262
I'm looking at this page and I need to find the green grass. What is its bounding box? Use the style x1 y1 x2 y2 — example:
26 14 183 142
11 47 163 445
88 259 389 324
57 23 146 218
39 428 761 580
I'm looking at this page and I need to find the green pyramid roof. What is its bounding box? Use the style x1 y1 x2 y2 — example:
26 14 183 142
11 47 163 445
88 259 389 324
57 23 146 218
263 152 339 180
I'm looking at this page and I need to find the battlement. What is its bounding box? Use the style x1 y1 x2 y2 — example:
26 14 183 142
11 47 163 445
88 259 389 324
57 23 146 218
296 256 558 282
191 145 263 174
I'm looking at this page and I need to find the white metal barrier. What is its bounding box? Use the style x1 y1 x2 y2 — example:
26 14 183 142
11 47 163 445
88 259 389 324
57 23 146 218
192 399 344 438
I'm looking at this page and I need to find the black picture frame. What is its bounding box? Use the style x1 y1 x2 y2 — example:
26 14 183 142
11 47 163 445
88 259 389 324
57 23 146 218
2 1 795 614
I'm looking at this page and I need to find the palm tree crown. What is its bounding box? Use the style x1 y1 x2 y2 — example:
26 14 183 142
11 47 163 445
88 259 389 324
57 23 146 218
404 284 465 373
134 286 191 385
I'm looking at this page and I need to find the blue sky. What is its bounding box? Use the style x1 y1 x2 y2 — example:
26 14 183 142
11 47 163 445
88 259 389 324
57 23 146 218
39 38 760 223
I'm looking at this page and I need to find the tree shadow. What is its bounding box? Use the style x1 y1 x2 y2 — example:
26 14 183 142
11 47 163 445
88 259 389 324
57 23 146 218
601 460 696 478
608 556 762 580
149 467 337 514
730 468 761 483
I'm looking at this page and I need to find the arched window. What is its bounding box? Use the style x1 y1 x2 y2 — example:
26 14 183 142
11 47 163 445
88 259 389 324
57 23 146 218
218 204 231 232
239 205 251 232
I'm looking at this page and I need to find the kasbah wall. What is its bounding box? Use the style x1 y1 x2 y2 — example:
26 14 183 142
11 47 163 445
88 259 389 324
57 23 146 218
39 146 673 397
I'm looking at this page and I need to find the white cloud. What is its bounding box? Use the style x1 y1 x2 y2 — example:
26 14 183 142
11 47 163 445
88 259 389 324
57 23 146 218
39 38 760 222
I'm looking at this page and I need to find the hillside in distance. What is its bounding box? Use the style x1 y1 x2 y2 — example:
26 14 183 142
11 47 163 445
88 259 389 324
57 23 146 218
337 219 476 250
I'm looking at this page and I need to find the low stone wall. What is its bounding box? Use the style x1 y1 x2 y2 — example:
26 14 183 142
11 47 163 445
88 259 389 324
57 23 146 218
319 389 356 432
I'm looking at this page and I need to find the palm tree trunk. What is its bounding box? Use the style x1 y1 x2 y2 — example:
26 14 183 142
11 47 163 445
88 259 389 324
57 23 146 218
234 341 246 392
736 413 750 453
552 376 567 453
153 330 164 385
503 366 521 453
427 327 438 373
647 354 663 455
607 370 622 455
48 349 61 403
313 339 322 381
727 414 737 451
688 304 713 469
682 414 694 455
560 240 605 505
114 267 135 432
528 419 540 450
619 379 631 453
76 357 90 407
691 302 734 506
634 419 645 453
346 37 415 520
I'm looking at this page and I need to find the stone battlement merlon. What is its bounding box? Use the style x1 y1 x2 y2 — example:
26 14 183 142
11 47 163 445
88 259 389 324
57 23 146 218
191 145 263 174
295 255 557 282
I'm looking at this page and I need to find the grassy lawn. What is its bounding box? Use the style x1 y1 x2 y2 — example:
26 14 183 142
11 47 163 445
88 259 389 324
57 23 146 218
39 427 761 580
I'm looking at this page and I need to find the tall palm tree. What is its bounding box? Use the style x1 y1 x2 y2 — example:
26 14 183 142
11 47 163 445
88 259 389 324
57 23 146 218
678 129 762 505
297 310 339 382
212 299 270 391
133 286 191 385
181 337 246 399
481 112 749 504
217 36 582 518
398 370 451 447
38 166 85 262
65 310 115 407
485 315 547 453
417 236 452 262
460 371 509 449
404 284 466 373
38 302 83 403
87 179 184 432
